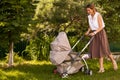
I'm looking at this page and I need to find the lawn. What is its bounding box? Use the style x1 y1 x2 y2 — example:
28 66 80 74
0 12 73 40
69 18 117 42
0 59 120 80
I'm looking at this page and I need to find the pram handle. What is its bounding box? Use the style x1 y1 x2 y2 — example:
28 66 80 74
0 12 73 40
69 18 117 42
71 35 94 55
78 36 94 56
71 35 85 50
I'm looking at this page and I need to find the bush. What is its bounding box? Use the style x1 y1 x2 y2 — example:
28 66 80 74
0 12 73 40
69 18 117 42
5 52 24 65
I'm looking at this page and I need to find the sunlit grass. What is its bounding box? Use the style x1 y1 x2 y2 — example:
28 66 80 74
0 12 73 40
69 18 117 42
0 60 54 80
0 69 26 79
0 59 120 80
24 60 52 65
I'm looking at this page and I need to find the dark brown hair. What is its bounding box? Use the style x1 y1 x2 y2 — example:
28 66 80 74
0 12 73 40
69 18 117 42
86 3 96 13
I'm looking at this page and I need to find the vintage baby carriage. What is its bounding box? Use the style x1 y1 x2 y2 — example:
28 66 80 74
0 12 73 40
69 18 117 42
50 32 94 78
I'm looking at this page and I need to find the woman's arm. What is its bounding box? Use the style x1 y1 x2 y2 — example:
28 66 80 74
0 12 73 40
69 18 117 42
94 14 104 34
85 27 91 36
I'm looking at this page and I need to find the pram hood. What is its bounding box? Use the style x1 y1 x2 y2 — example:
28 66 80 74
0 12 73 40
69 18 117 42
50 32 72 65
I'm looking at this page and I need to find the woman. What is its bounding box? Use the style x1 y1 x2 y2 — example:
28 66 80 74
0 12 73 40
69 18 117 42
85 3 118 73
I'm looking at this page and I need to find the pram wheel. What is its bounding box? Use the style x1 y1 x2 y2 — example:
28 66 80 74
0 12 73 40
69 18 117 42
89 70 92 75
61 73 68 78
80 66 85 72
85 69 92 75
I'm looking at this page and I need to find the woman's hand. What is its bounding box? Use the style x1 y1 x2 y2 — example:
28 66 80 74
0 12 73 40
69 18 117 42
85 31 89 36
89 32 95 36
85 27 91 36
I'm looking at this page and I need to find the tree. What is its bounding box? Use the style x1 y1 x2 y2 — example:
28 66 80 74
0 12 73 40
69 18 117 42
0 0 35 66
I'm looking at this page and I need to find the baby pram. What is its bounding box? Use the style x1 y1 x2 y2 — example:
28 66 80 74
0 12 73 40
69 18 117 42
50 32 94 78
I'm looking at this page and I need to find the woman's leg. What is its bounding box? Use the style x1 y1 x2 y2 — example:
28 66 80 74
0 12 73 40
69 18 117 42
98 57 105 73
108 54 118 70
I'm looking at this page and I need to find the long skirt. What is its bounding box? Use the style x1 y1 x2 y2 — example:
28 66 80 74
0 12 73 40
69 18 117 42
89 29 111 58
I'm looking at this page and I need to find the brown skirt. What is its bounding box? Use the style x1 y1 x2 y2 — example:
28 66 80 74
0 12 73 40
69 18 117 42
89 29 111 58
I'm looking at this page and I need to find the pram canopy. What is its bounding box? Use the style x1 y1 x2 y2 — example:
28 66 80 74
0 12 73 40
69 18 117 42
50 32 72 65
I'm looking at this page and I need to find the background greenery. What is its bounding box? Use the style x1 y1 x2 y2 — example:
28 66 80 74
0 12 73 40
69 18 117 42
0 0 120 61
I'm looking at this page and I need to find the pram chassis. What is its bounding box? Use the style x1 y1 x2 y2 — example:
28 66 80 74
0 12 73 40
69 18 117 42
61 35 94 78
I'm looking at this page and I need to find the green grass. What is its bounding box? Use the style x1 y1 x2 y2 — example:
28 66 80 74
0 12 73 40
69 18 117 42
0 60 120 80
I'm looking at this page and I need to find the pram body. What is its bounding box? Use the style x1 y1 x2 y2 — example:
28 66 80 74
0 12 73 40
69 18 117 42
55 52 84 74
50 32 93 78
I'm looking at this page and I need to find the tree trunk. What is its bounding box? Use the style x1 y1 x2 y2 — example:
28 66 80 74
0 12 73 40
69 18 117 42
8 31 14 67
8 41 14 67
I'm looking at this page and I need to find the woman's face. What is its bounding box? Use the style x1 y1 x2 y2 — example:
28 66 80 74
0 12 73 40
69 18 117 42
86 8 94 15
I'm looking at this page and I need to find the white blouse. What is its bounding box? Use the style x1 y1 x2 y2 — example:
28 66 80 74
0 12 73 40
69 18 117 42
88 12 105 30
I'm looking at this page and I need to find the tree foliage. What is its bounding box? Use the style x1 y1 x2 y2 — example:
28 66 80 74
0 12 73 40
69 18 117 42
0 0 34 48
